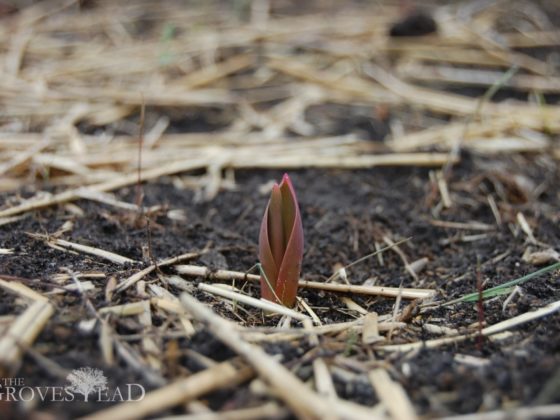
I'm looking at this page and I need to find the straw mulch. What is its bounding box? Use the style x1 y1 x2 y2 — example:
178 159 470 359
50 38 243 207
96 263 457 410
1 1 560 419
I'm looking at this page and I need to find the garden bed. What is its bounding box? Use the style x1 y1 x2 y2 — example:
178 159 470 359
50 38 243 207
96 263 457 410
1 1 559 419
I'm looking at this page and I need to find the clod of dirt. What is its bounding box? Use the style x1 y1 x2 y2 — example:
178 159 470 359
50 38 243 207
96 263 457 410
389 10 438 37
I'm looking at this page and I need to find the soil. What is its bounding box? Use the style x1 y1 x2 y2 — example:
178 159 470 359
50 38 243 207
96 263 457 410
1 1 560 419
2 154 560 418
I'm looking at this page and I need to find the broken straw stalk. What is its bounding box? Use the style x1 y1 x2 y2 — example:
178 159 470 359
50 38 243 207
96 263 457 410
174 264 434 300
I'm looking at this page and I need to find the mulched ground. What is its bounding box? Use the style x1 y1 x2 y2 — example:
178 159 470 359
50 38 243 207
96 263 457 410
1 1 560 419
2 154 559 418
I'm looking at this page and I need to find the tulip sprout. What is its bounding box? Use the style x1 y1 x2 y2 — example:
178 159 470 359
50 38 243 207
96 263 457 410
258 174 304 307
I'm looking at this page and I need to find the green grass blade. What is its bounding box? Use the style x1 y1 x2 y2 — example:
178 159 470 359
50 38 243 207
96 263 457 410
446 261 560 305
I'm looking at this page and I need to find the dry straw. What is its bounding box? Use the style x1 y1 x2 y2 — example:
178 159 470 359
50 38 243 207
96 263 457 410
1 1 559 418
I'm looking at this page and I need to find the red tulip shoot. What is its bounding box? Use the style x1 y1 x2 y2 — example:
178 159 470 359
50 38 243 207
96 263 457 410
258 174 304 307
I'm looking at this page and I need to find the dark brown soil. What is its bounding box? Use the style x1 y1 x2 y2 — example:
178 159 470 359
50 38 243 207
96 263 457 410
1 1 560 419
1 153 559 418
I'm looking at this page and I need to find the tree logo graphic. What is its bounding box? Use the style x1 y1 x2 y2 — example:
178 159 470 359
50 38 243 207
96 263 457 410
66 367 108 402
